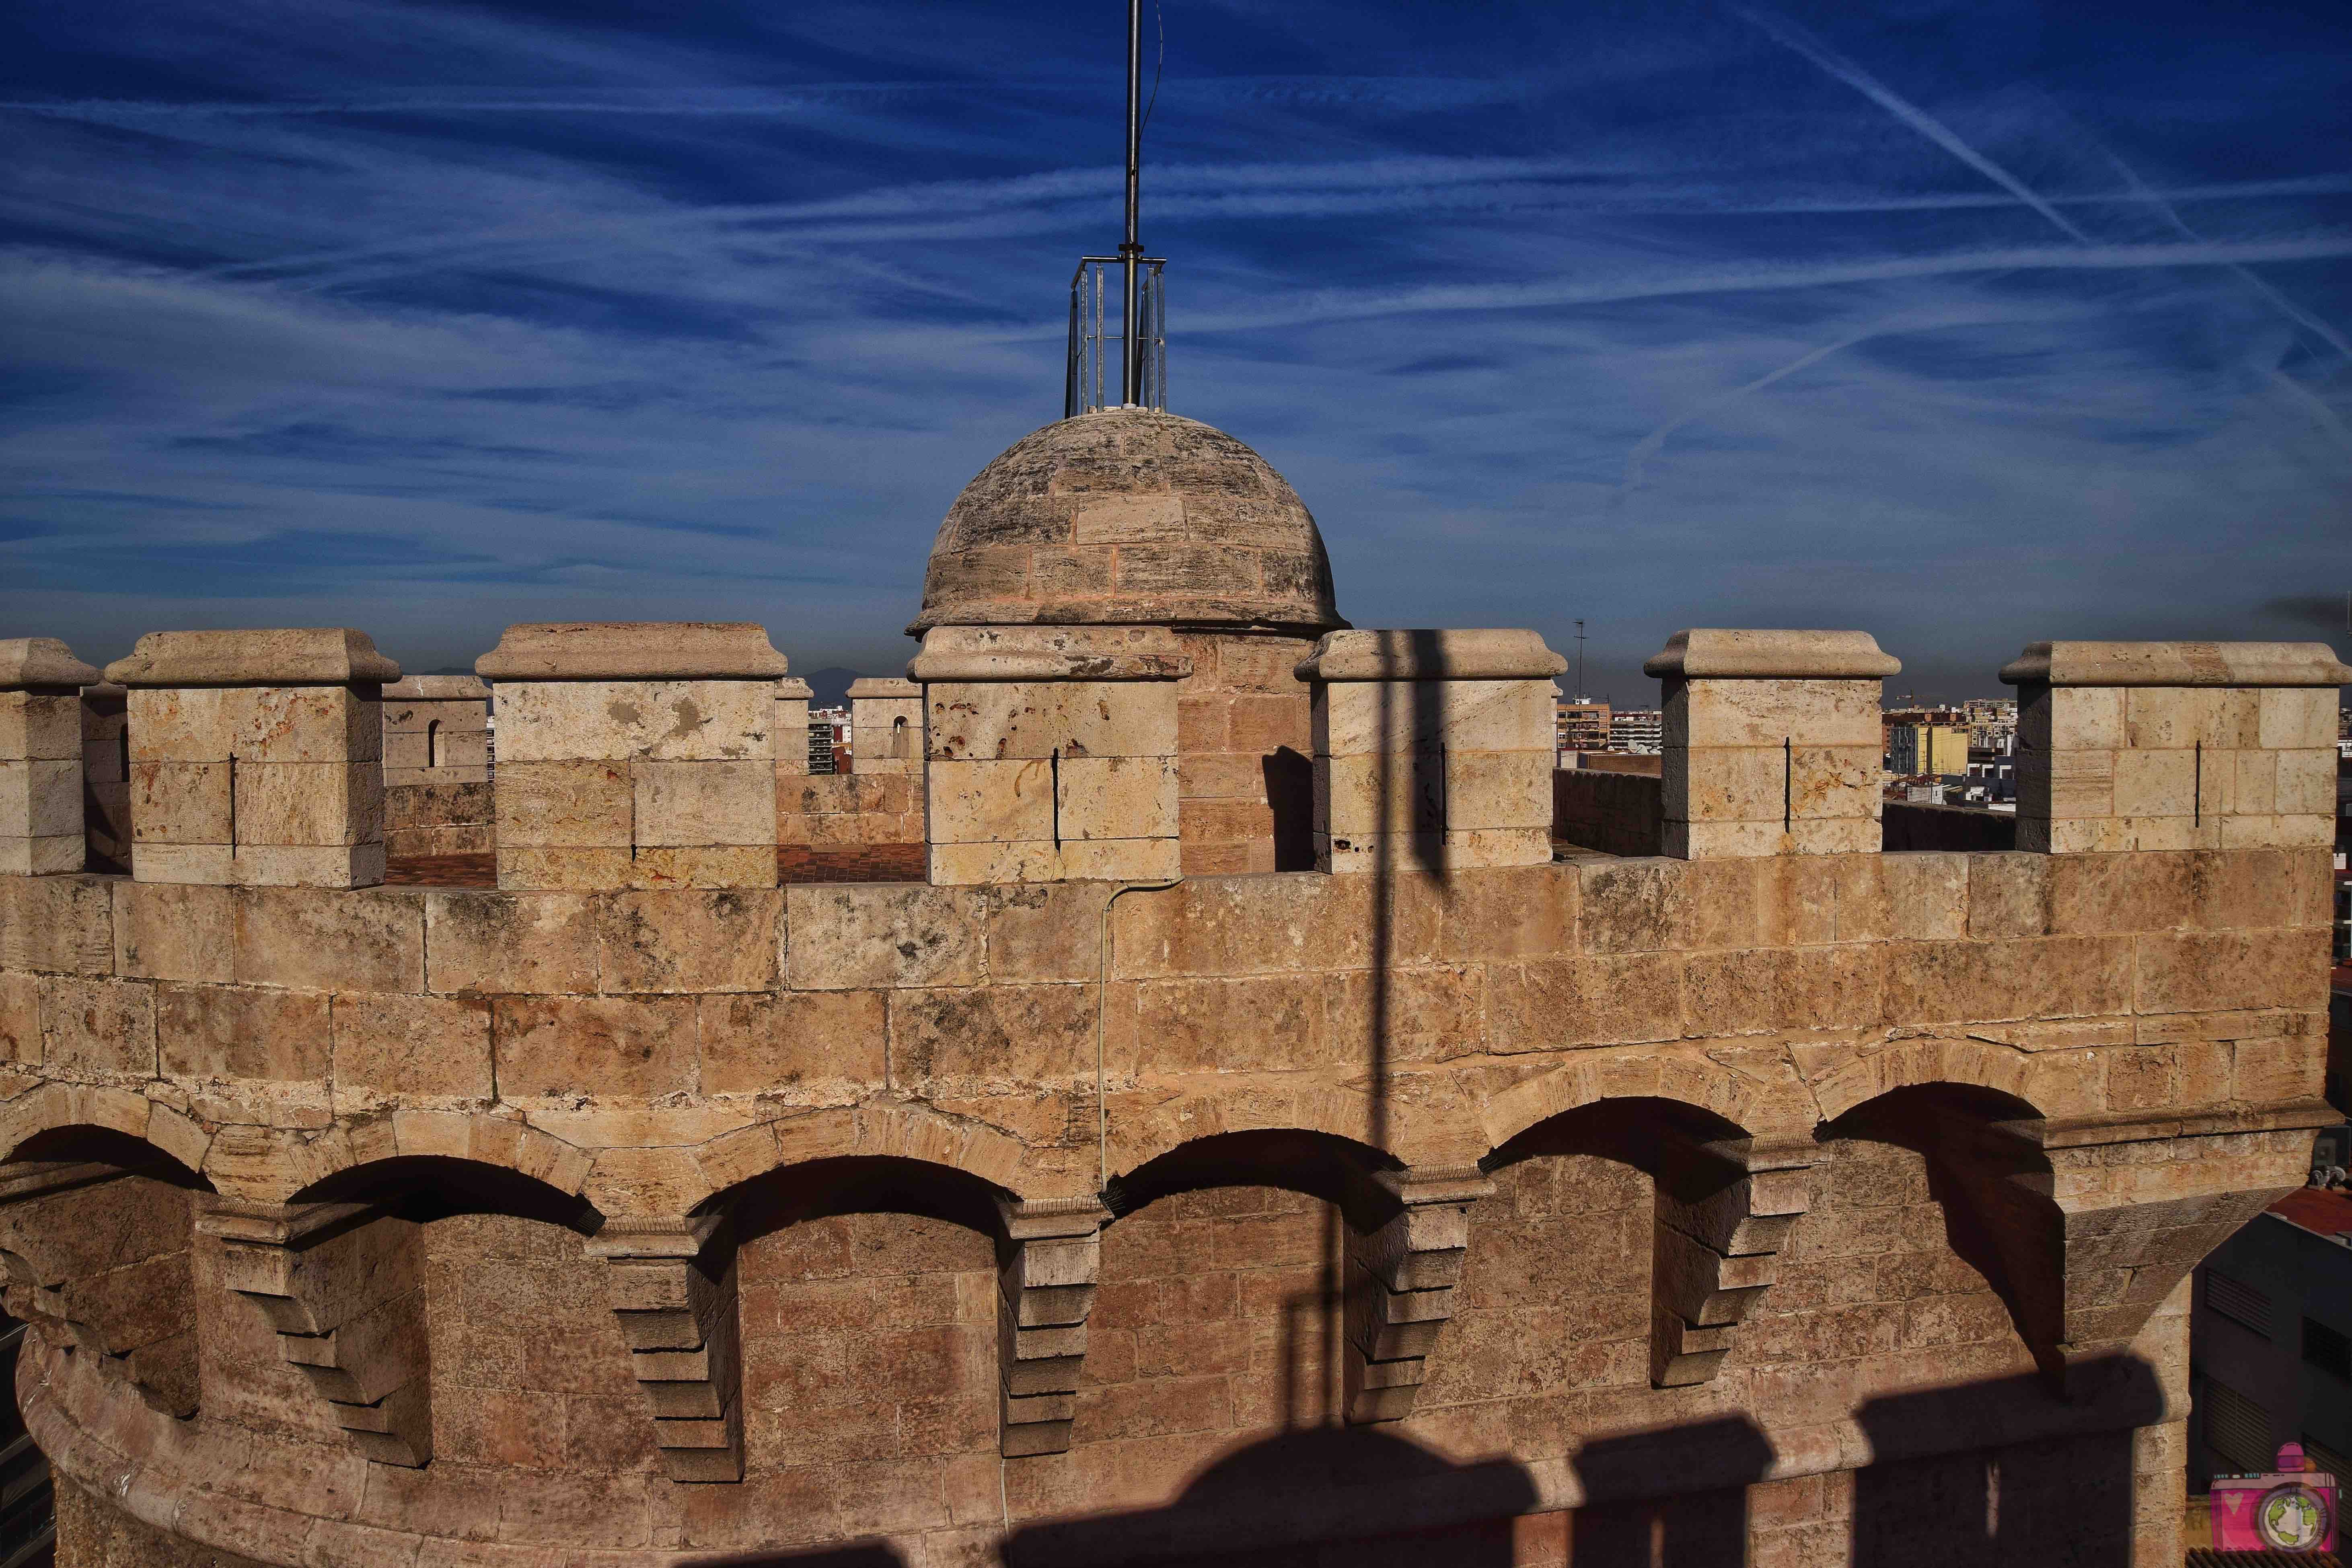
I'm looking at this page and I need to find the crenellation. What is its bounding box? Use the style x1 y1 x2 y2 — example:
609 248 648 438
2006 638 2350 853
108 631 396 891
0 639 101 877
479 623 785 891
1648 629 1900 860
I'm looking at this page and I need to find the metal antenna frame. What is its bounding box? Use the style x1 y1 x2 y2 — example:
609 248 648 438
1120 0 1145 407
1063 0 1168 419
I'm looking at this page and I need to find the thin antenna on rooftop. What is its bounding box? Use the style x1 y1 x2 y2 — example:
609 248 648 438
1065 1 1167 417
1122 0 1144 407
1574 619 1587 702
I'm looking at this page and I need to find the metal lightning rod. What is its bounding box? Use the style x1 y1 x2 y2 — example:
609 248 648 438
1120 0 1143 407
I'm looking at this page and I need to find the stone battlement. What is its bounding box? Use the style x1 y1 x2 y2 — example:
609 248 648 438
5 404 2350 1568
0 617 2344 1563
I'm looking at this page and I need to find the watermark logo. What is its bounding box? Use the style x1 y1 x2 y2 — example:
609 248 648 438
2213 1443 2338 1554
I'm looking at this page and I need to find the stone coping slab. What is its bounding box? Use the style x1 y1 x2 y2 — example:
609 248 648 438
1297 628 1567 683
845 677 921 699
476 622 789 682
0 638 101 692
103 629 400 688
381 675 490 701
1643 629 1900 681
1999 640 2352 688
909 625 1192 682
775 678 814 699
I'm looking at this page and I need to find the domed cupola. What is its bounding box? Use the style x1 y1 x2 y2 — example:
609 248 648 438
907 408 1345 637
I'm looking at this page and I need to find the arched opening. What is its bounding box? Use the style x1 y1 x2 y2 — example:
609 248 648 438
1816 1083 2052 1375
890 713 909 760
1096 1131 1398 1438
426 717 443 769
0 1130 214 1425
717 1156 1007 1490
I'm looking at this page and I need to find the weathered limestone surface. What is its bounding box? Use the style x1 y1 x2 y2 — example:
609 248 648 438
381 674 490 791
195 1196 435 1467
772 679 927 848
1171 629 1324 874
919 626 1186 884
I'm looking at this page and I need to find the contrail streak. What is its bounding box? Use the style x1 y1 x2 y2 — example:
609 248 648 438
1734 6 2096 244
2108 154 2352 364
1621 330 1876 496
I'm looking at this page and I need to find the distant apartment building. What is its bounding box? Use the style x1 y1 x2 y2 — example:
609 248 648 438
1963 729 2019 805
2188 1155 2352 1502
1607 707 1662 755
1962 695 2018 740
809 705 847 773
1885 707 1970 777
1556 700 1610 757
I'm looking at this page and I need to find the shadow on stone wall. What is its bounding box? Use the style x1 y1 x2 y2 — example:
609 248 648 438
1550 767 1663 858
681 1545 905 1566
1850 1358 2164 1568
1264 746 1316 873
1880 801 2018 853
1564 1414 1774 1566
1000 1423 1538 1568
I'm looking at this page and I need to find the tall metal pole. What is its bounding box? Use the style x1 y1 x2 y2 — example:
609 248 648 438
1120 0 1143 407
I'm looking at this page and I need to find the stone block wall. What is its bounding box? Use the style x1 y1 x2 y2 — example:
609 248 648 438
477 622 786 891
0 623 2343 1567
1302 630 1565 874
916 626 1186 884
107 630 396 891
380 676 489 788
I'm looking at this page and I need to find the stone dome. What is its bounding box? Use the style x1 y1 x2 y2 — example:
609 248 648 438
908 408 1346 635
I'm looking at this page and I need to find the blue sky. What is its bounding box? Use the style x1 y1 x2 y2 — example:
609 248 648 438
3 0 2348 699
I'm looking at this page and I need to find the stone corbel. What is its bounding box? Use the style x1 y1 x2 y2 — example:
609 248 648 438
585 1214 743 1482
1345 1165 1493 1424
195 1196 433 1466
1650 1136 1813 1388
0 1161 200 1418
1928 1105 2328 1402
997 1195 1109 1457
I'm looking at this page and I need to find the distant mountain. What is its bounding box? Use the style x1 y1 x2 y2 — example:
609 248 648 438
799 667 861 708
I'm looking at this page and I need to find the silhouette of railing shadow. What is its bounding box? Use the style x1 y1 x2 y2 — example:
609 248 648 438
677 1543 903 1567
1850 1354 2165 1568
1566 1414 1774 1567
1001 1424 1537 1568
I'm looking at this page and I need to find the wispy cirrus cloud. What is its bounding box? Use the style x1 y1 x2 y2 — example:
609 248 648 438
3 0 2348 691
